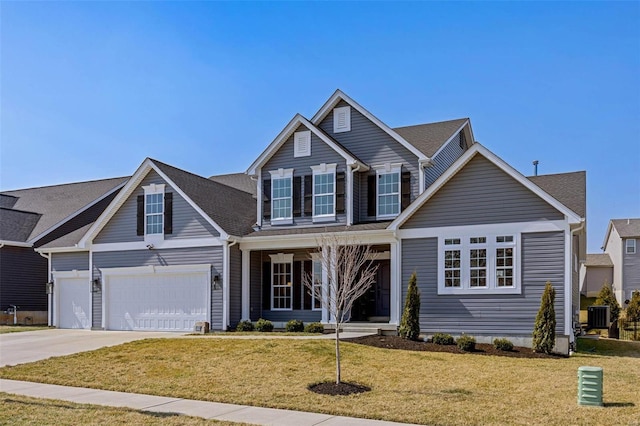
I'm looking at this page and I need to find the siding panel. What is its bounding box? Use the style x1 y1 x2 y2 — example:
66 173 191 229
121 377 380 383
424 132 465 189
52 252 90 272
0 247 48 311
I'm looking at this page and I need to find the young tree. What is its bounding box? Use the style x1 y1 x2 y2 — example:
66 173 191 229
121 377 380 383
303 235 378 384
532 281 556 354
595 281 621 323
626 290 640 323
398 272 420 340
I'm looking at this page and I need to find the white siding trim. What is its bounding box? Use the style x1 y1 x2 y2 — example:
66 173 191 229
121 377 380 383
390 240 401 326
564 225 572 339
90 238 224 252
396 220 567 239
241 248 250 320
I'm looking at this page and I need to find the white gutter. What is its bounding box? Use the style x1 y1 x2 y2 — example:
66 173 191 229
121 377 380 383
38 251 53 326
0 240 33 248
568 220 586 345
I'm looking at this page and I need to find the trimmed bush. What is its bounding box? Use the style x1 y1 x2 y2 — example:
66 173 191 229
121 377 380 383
398 272 421 340
432 332 455 345
235 320 254 332
255 318 274 332
304 322 324 333
595 281 621 322
285 319 304 332
457 335 476 352
532 281 556 354
493 338 514 352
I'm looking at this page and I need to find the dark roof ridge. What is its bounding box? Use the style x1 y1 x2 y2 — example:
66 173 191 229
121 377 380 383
526 170 586 178
0 206 42 216
1 176 130 193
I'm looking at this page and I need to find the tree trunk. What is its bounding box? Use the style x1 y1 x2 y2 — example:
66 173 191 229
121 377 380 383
335 324 341 384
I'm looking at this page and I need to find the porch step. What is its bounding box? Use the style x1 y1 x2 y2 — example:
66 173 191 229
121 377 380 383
324 323 398 336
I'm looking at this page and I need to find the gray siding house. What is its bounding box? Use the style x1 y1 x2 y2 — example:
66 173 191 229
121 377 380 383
34 90 586 353
601 219 640 304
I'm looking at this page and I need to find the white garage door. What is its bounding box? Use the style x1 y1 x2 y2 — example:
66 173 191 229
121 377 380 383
103 265 209 332
56 273 91 329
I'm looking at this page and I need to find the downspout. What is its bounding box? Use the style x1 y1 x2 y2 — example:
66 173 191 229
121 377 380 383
222 238 239 331
38 250 53 326
569 220 586 348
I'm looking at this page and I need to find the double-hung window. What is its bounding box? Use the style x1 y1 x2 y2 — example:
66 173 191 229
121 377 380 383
269 169 293 225
270 253 294 310
439 234 519 294
142 183 165 239
311 163 336 222
376 165 401 218
626 239 636 255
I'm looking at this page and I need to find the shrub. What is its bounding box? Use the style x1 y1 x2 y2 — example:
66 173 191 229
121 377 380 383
255 318 274 332
432 332 455 345
626 290 640 322
398 272 421 340
285 319 304 332
304 322 324 333
457 335 476 352
532 281 556 354
493 338 514 351
595 281 621 322
235 320 254 332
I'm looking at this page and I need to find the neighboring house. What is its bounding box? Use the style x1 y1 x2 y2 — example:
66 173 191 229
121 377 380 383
35 90 585 353
579 254 613 298
0 177 127 324
601 218 640 304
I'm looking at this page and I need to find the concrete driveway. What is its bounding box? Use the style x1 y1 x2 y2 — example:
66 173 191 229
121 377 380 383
0 329 181 367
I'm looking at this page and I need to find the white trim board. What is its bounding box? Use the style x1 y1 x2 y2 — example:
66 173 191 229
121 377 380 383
90 238 224 252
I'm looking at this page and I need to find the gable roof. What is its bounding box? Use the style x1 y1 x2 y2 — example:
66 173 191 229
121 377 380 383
0 177 128 244
209 172 257 197
584 253 613 267
393 118 470 158
311 89 429 161
390 143 584 230
246 114 366 175
528 171 586 218
611 219 640 238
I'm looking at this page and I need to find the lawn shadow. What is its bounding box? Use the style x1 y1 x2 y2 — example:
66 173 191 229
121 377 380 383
604 402 635 408
3 398 186 418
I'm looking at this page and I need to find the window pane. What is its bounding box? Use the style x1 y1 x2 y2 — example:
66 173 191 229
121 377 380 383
377 172 400 216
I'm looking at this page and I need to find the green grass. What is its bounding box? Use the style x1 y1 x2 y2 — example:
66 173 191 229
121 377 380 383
0 392 247 425
1 338 639 425
0 325 50 334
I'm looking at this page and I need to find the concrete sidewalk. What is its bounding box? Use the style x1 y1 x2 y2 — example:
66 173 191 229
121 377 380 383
0 379 417 426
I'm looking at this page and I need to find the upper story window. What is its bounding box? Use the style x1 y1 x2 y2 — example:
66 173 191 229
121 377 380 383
376 165 402 219
627 239 637 254
311 163 336 222
137 184 172 240
333 106 351 133
146 193 164 234
269 168 294 225
439 234 519 295
294 130 311 158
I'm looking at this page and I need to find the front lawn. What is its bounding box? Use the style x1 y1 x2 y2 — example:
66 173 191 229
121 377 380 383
0 392 243 425
1 337 638 425
0 325 50 334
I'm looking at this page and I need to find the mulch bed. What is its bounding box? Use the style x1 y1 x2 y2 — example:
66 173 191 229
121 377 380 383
308 381 371 396
344 334 565 359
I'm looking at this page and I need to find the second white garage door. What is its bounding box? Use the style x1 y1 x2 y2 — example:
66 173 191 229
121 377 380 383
102 265 210 332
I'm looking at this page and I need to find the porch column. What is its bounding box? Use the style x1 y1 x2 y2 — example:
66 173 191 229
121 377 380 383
241 248 250 321
389 240 402 326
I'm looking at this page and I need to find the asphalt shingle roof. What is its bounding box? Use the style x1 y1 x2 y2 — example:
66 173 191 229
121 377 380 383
393 118 469 157
611 219 640 238
528 171 586 218
209 173 257 197
0 208 41 241
1 177 128 242
152 159 256 236
584 254 613 267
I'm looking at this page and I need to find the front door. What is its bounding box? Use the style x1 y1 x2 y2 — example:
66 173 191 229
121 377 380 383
351 259 391 321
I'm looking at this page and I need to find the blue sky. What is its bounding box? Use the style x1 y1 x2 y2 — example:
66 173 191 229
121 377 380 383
1 1 638 252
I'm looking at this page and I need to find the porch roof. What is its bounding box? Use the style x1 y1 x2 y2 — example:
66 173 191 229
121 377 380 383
244 221 392 238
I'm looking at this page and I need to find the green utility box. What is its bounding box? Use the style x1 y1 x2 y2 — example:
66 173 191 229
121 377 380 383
578 366 603 406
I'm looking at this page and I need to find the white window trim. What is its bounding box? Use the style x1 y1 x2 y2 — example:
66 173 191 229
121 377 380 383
311 259 323 311
293 130 311 158
269 253 294 311
374 163 402 220
438 233 521 295
269 168 294 225
310 163 337 223
626 238 636 254
333 106 351 133
142 183 165 244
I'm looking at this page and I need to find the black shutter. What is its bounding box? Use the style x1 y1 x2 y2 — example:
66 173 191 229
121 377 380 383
293 261 302 310
262 262 271 310
136 195 144 236
263 180 271 220
293 176 302 217
303 260 312 310
367 175 376 217
336 172 345 214
164 192 173 234
303 175 313 216
401 172 411 211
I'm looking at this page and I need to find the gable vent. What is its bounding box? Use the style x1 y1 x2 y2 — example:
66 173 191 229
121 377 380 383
294 130 311 157
333 106 351 133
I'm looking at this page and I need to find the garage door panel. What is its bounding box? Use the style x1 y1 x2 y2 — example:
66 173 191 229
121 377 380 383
105 270 208 332
58 277 91 329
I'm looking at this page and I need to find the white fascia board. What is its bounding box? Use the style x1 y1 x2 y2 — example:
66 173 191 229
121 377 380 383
0 240 33 248
396 220 569 240
428 120 470 159
601 220 615 251
36 246 88 254
27 181 127 245
239 230 397 251
310 89 428 161
246 114 365 176
390 144 583 230
91 237 223 252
